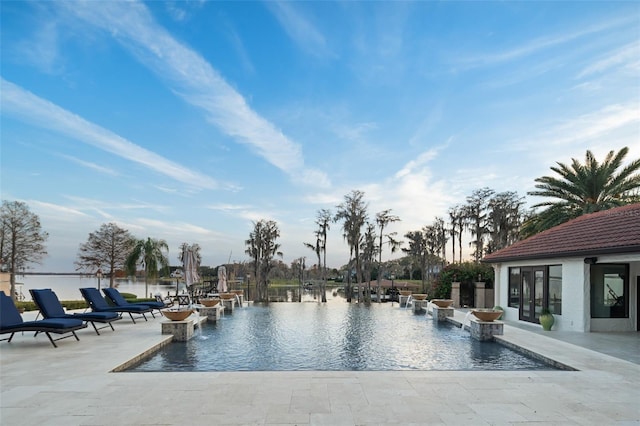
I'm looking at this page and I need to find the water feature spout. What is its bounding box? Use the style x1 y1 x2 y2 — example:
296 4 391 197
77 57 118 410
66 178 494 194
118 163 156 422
461 311 473 330
191 308 201 329
405 295 413 309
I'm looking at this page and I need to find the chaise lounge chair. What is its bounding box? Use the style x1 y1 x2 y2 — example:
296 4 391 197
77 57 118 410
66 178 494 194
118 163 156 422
0 291 87 348
80 288 151 324
30 289 121 335
102 287 164 317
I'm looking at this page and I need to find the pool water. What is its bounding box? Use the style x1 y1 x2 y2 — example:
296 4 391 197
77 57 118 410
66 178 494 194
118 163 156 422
129 302 557 372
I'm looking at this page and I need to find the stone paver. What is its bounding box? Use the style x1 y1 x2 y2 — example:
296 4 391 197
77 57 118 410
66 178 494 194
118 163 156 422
1 309 639 425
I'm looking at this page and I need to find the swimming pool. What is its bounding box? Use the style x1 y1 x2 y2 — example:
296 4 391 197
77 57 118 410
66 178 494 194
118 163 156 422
127 301 557 372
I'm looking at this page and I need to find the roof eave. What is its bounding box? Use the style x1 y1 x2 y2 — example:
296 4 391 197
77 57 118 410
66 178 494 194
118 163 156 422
481 245 640 264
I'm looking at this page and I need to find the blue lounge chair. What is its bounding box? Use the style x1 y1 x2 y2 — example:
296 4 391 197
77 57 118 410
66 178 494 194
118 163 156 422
80 288 151 324
30 289 121 335
0 291 87 348
102 287 164 317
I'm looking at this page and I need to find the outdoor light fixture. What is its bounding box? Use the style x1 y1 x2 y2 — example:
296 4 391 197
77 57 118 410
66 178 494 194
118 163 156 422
96 268 103 290
584 257 598 265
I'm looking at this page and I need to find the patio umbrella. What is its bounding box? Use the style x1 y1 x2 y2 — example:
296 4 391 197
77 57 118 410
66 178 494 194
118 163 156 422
181 245 200 297
217 265 227 293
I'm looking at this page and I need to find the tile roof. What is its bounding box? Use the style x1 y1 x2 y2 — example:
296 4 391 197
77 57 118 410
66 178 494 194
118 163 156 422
482 203 640 263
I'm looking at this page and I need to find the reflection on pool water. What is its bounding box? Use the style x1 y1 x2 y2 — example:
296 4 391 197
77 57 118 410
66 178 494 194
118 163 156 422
128 302 557 372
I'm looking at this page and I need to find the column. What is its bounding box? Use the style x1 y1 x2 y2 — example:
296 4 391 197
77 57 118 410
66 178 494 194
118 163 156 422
451 282 461 308
474 281 486 308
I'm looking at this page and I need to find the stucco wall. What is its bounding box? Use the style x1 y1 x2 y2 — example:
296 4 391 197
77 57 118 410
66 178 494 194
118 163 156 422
492 255 639 333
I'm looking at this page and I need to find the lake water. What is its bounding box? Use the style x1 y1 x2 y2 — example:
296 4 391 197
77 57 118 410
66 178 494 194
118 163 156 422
15 275 322 302
128 302 558 372
15 275 186 301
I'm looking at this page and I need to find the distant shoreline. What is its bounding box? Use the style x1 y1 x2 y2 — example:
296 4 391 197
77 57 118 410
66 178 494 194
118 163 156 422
16 272 179 281
17 272 88 276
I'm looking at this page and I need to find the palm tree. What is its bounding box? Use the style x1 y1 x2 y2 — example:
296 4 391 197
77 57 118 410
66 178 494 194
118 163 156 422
125 237 169 298
402 230 427 293
335 190 368 303
524 147 640 236
305 209 332 303
448 205 465 263
360 222 378 304
317 209 332 303
448 208 457 264
375 209 400 303
432 216 448 271
245 220 282 303
303 232 321 302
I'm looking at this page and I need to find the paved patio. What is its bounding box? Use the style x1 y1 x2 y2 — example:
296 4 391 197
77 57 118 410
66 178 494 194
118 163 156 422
1 308 638 425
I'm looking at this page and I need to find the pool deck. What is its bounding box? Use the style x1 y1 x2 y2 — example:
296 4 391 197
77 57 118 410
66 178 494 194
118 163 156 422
1 308 639 425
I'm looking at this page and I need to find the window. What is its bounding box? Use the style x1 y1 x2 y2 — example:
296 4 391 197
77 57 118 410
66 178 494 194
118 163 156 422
590 264 629 318
548 265 562 315
508 267 520 308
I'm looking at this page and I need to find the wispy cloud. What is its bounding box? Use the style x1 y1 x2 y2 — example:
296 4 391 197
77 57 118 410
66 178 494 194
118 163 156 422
206 203 277 224
507 102 640 157
549 103 640 146
63 195 171 212
62 1 330 188
1 78 228 191
265 1 332 59
577 40 640 78
16 20 61 74
28 200 89 219
164 0 205 22
133 218 215 238
408 104 444 147
456 16 636 69
333 121 378 142
395 148 439 179
223 22 255 75
207 203 253 212
58 153 120 176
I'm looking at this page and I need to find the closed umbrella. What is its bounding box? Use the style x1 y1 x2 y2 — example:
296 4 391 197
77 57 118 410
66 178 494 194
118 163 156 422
181 244 200 297
218 266 227 293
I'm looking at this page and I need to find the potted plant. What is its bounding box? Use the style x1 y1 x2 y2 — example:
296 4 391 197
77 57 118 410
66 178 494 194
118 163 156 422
539 308 554 331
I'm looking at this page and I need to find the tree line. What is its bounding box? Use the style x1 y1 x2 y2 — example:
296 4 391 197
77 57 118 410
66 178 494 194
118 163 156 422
2 148 638 302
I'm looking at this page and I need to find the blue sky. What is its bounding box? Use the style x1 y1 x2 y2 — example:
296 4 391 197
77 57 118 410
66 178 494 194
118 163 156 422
1 1 639 273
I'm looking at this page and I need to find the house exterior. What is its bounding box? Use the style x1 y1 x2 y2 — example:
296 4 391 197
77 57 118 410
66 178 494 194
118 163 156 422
482 203 640 332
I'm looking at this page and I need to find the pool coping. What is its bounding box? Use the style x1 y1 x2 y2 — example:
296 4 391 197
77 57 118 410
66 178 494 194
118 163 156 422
443 314 578 371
